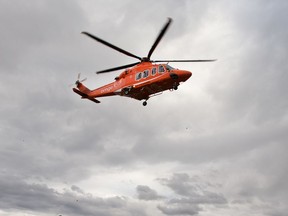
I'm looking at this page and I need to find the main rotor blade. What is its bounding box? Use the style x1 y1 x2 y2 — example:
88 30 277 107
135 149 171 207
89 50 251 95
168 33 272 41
82 32 142 61
96 62 139 74
152 59 217 63
147 18 173 60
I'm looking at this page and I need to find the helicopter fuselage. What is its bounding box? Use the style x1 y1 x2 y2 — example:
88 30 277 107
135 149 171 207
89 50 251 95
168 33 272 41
74 62 192 105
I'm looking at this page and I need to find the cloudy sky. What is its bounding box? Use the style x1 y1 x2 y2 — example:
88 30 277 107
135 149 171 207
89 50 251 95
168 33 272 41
1 0 288 215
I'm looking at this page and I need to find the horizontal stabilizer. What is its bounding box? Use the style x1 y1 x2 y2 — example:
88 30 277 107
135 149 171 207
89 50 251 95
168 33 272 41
73 88 101 104
87 98 101 104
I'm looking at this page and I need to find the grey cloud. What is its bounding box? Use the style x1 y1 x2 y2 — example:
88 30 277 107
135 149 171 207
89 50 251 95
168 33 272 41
71 185 85 194
0 1 87 72
0 173 143 216
157 173 227 215
158 173 192 196
158 173 227 203
136 185 163 200
157 204 201 216
168 192 227 205
205 1 288 125
132 120 288 165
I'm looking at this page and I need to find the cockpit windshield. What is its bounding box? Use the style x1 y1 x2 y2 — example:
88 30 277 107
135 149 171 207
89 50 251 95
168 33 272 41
165 64 174 71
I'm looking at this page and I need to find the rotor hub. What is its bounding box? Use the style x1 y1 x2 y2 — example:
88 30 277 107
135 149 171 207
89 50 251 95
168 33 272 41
141 57 150 62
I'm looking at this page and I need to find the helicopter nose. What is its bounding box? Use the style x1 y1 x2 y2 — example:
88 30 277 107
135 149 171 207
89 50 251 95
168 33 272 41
179 70 192 81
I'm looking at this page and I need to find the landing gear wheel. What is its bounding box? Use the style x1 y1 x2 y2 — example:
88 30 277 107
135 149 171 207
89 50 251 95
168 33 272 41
173 85 178 90
143 101 147 106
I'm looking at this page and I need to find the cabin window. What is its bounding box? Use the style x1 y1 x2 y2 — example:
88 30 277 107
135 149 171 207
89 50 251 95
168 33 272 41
143 70 149 78
136 72 142 80
152 67 157 75
159 65 165 73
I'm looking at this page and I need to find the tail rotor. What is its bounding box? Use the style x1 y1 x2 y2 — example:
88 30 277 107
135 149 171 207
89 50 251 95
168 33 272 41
70 73 87 87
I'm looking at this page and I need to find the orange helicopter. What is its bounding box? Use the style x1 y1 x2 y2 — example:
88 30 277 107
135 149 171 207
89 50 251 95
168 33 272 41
72 18 215 106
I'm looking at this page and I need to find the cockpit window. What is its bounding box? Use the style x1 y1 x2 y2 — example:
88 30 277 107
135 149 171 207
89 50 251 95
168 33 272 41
165 65 174 71
159 65 165 73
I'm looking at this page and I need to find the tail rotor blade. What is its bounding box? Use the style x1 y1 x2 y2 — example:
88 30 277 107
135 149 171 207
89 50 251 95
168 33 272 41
80 77 87 83
69 73 87 87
